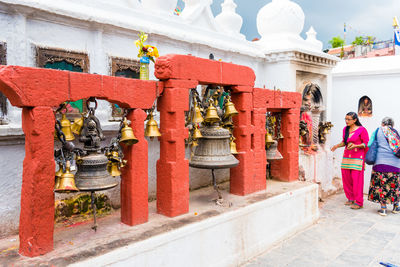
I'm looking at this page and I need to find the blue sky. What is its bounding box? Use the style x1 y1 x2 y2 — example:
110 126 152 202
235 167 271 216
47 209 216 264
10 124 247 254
177 0 400 49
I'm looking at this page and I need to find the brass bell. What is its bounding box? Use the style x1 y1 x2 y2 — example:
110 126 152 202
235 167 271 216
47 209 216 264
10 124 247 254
60 114 75 141
192 125 203 139
278 132 284 139
109 162 122 177
55 161 79 193
230 137 238 154
110 151 120 161
76 155 83 164
265 132 275 147
71 114 84 135
204 103 220 123
145 114 161 138
323 127 329 135
266 140 283 160
192 103 204 124
224 97 239 118
120 159 127 168
191 140 199 147
54 163 63 189
120 118 138 146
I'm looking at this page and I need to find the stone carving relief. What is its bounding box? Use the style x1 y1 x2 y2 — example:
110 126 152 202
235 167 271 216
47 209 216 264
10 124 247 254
36 47 89 72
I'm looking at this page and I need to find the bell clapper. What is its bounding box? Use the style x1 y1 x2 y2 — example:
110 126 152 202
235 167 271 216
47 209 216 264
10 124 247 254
90 191 98 232
211 169 223 205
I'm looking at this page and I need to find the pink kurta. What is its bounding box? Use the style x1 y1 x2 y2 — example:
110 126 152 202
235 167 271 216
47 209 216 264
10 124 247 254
340 126 369 206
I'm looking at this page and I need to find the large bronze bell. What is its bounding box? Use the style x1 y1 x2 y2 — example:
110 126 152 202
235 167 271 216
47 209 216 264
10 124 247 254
224 97 239 118
266 140 283 160
204 103 220 123
120 118 138 145
54 161 79 193
75 116 118 191
145 113 161 138
60 114 75 141
189 125 238 169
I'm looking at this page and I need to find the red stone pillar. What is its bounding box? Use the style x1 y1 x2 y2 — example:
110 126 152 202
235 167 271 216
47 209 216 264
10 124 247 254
252 107 267 191
156 85 189 217
271 108 300 181
121 109 148 226
19 107 55 257
230 87 256 195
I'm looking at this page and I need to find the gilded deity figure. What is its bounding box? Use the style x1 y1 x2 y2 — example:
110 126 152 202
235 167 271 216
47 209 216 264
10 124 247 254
358 96 372 117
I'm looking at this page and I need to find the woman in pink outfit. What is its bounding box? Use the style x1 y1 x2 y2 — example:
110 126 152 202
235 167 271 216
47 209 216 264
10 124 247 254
331 112 369 209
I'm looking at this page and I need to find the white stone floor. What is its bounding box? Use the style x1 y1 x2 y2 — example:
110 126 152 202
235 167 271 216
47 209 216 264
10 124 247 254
243 193 400 267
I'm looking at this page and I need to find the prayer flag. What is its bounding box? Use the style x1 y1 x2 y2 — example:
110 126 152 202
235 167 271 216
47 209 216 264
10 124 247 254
395 29 400 55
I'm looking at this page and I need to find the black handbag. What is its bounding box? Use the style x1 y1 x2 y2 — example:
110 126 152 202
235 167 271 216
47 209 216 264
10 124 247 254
365 129 378 165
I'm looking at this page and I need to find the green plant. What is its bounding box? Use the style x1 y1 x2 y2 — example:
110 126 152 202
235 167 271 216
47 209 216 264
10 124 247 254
329 36 345 48
352 36 365 46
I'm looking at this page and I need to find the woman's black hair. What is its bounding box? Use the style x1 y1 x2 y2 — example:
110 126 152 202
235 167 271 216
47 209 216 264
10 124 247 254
344 112 362 145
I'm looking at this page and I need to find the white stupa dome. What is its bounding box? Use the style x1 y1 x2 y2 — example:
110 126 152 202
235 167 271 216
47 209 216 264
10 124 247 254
257 0 305 37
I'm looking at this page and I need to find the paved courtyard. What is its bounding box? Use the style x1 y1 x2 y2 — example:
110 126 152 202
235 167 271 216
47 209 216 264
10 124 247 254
243 192 400 267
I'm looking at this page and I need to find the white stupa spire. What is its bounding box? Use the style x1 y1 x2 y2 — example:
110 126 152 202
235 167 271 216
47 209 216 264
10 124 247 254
215 0 244 39
306 26 323 52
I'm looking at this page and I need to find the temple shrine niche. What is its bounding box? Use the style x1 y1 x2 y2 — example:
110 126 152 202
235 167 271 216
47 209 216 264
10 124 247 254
300 83 323 150
358 95 372 117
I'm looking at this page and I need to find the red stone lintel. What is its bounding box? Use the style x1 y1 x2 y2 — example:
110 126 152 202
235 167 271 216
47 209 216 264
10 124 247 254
253 87 301 109
0 65 158 109
155 54 255 86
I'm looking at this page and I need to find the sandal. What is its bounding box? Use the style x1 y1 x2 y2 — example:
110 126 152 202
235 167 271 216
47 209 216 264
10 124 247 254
344 200 354 206
350 203 363 209
393 204 400 214
379 206 387 216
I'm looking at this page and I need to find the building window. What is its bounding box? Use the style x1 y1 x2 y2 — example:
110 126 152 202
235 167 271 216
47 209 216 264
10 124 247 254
358 95 372 117
0 42 7 125
109 57 140 120
37 47 89 115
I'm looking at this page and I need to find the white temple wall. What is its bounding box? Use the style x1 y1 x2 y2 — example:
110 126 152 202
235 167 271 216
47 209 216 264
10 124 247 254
332 56 400 193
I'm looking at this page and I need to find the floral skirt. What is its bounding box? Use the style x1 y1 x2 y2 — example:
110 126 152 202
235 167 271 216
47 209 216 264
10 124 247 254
368 171 400 205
